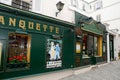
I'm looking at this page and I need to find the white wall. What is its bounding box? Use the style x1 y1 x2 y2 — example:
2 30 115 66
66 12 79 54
90 0 120 33
41 0 75 23
0 0 75 23
0 0 12 5
114 34 120 60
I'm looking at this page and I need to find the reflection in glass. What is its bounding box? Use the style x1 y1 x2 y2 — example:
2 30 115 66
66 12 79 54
82 33 102 58
76 42 81 53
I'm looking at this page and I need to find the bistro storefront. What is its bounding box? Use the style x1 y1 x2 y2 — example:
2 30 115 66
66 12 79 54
0 4 75 79
75 12 107 67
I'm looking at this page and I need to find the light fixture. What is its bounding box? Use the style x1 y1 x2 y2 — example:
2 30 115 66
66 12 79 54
78 21 85 27
78 17 94 27
56 1 64 17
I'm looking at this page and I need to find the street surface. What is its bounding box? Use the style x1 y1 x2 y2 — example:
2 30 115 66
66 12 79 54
61 61 120 80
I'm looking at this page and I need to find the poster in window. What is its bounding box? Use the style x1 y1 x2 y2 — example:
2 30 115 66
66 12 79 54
46 39 62 68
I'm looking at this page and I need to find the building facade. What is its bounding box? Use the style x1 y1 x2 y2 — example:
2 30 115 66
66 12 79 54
68 0 120 61
0 0 109 79
0 4 76 79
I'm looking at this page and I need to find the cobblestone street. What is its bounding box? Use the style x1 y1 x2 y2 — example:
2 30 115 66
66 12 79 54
61 61 120 80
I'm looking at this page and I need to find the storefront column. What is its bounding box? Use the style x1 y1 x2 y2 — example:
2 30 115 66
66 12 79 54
107 33 110 63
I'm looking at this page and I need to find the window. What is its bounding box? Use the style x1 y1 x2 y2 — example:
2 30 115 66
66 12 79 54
96 14 101 22
71 0 78 7
94 1 102 10
76 42 81 53
12 0 32 11
82 33 102 58
7 33 31 69
82 4 86 11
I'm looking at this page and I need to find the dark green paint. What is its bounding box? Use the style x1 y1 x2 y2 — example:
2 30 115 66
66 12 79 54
75 12 107 67
75 12 103 35
0 4 75 79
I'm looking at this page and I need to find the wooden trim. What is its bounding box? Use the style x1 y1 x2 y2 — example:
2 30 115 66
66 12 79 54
97 36 102 56
27 35 31 63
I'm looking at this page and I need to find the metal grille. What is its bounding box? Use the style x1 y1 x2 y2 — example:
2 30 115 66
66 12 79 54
12 0 32 11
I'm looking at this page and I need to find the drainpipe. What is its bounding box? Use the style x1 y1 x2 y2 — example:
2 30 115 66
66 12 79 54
107 32 110 63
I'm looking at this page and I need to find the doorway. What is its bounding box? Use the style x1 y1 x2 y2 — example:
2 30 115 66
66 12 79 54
109 35 114 61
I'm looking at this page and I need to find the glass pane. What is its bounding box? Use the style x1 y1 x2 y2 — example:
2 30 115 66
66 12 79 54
12 0 21 8
7 33 31 69
82 34 89 58
87 35 93 56
76 42 81 53
94 36 98 56
22 1 30 10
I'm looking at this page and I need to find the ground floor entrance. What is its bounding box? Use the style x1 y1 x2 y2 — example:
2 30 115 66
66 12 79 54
109 35 114 61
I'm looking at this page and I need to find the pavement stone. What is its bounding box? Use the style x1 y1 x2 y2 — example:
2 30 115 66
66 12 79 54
61 60 120 80
5 60 120 80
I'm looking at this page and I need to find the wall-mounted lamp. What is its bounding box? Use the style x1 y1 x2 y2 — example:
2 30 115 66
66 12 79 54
78 21 85 27
78 17 94 27
56 1 64 17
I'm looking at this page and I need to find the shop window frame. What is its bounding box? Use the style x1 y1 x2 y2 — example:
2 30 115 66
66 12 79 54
6 33 31 71
82 33 103 58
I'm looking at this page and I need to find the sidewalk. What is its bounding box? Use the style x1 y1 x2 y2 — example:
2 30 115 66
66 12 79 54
8 62 108 80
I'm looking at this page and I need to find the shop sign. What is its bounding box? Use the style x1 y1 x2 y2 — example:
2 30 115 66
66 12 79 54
46 39 62 68
0 13 63 35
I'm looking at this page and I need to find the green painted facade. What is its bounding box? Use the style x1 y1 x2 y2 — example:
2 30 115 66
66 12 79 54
75 12 107 66
0 4 75 79
0 3 108 79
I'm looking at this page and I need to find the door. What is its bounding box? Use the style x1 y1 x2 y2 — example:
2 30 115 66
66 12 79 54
110 41 114 61
87 35 96 65
109 35 114 61
0 40 6 72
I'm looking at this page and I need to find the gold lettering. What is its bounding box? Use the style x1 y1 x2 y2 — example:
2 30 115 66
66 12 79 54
28 22 34 29
36 23 41 30
0 16 5 25
19 20 26 30
9 17 16 26
56 27 59 34
49 26 54 32
43 24 48 32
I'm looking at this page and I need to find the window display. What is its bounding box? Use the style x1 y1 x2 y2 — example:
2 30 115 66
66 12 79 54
7 33 31 69
82 33 102 58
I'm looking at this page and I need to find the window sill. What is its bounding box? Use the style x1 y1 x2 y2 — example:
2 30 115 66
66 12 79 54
6 67 30 72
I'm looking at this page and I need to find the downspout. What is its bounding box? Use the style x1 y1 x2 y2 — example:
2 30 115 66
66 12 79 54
107 32 110 63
